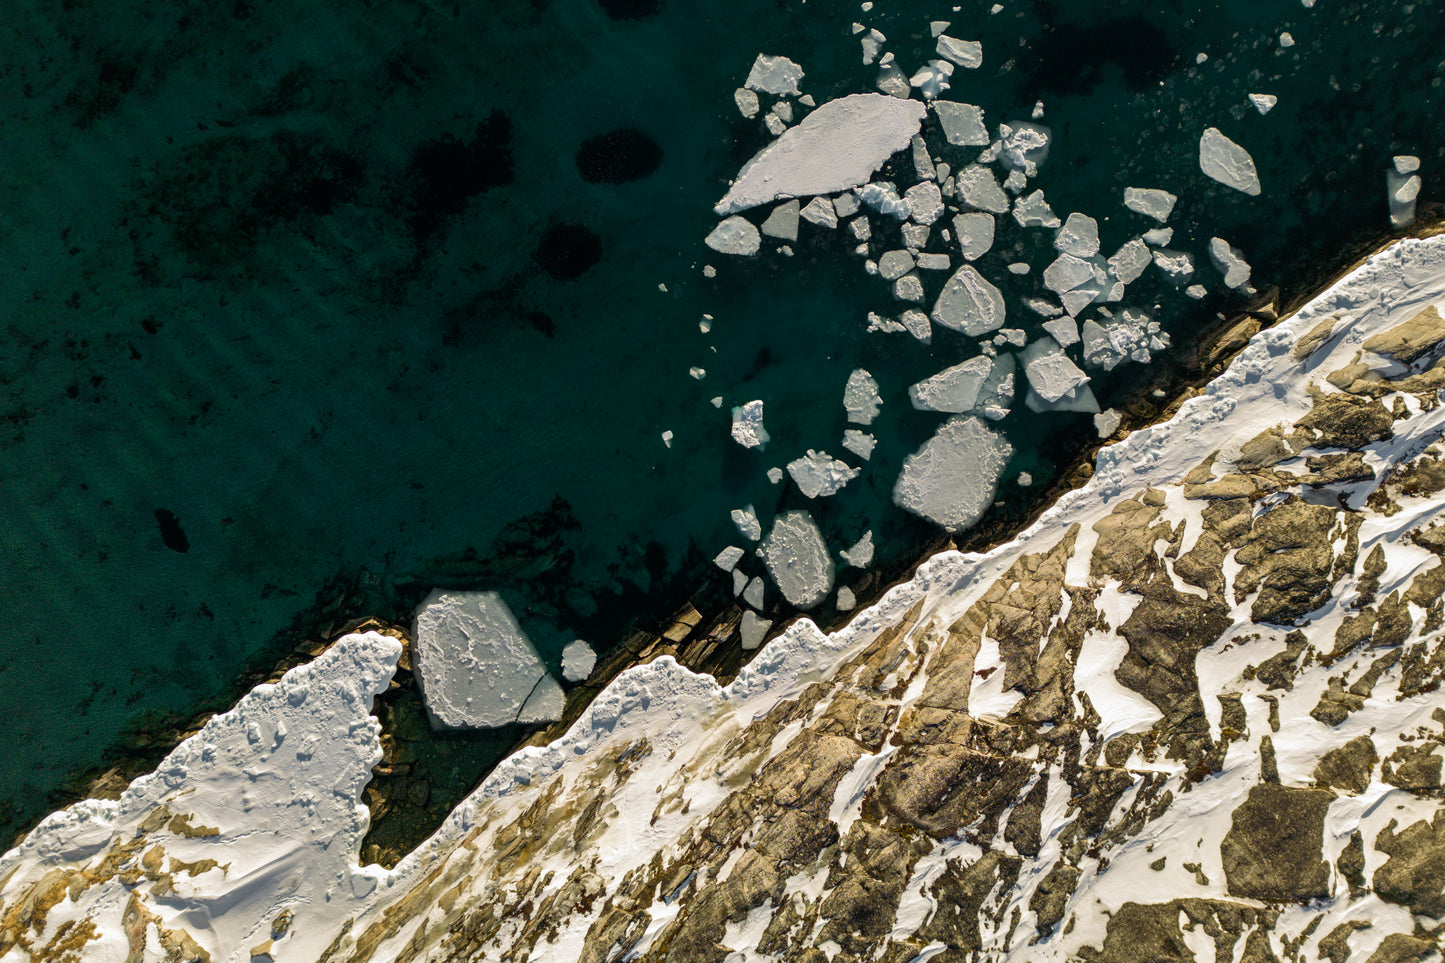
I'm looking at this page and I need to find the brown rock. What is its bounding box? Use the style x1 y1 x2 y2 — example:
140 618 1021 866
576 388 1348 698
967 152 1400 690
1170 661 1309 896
1220 784 1332 902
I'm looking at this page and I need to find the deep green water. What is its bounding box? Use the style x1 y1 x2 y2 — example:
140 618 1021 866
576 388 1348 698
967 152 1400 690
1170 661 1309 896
0 0 1441 841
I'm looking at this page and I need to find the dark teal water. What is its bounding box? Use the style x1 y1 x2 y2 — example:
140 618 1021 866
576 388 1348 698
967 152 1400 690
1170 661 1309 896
0 0 1441 840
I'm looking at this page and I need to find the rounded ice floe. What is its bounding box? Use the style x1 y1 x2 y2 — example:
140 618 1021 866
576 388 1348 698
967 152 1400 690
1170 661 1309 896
1199 127 1262 196
1123 187 1178 223
734 87 760 119
745 54 804 96
955 164 1011 214
908 355 994 412
731 400 770 448
760 510 834 609
903 181 944 225
844 369 883 424
705 216 761 256
715 94 927 215
892 416 1013 532
878 249 916 280
413 590 564 729
932 264 1005 336
954 212 995 261
786 450 860 498
561 640 597 683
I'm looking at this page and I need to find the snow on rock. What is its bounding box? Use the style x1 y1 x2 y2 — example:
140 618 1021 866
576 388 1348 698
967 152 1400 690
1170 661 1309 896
414 591 563 730
844 369 883 424
956 164 1011 214
842 428 876 460
1208 236 1253 289
786 450 861 498
904 181 945 224
955 212 995 260
732 506 763 541
840 530 875 568
933 101 990 146
1054 212 1100 257
1079 308 1171 370
998 122 1052 176
1021 336 1090 404
731 399 770 448
560 640 597 683
1248 92 1278 114
1199 127 1262 195
892 415 1013 532
745 54 805 96
760 199 801 240
935 35 983 68
1123 187 1178 222
1013 189 1061 228
1107 237 1153 284
908 355 995 412
932 264 1006 336
715 94 926 215
705 216 761 255
800 196 839 229
760 510 834 608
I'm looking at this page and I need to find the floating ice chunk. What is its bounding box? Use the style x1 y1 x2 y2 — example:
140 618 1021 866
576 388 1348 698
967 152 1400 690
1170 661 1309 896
1094 408 1122 438
1079 309 1171 370
930 20 951 36
858 182 911 218
1199 127 1262 195
1013 189 1061 228
932 265 1006 335
1023 379 1099 413
878 249 916 280
716 94 926 215
909 59 955 100
731 400 770 448
1152 248 1195 284
1017 471 1033 486
743 576 765 610
518 676 565 725
954 212 995 260
1054 212 1100 257
867 311 904 334
1248 93 1278 115
1003 169 1028 193
732 506 762 541
841 531 875 568
1107 238 1153 283
735 88 760 119
745 54 805 96
1186 284 1207 299
849 216 872 241
690 366 707 380
904 181 945 224
1396 155 1422 174
956 165 1011 214
1059 283 1104 318
860 28 885 65
998 122 1051 176
714 546 745 571
772 101 794 124
916 253 950 271
1022 336 1090 403
994 328 1027 348
842 429 876 460
833 192 862 218
413 590 562 730
933 102 990 147
1043 316 1080 346
740 611 773 649
1207 236 1252 289
836 588 856 611
876 57 911 98
767 466 784 484
787 450 860 498
1043 252 1098 294
892 416 1013 532
702 264 716 278
800 196 839 229
936 35 983 68
705 216 761 255
1142 226 1173 246
1388 164 1423 228
909 355 994 412
1279 31 1294 47
760 199 801 241
844 369 883 424
1123 187 1177 222
661 429 673 448
1008 262 1029 275
764 114 787 137
1024 296 1063 318
560 640 597 683
711 396 723 407
760 510 834 608
911 136 937 181
976 352 1015 420
898 308 932 342
900 223 930 249
893 273 925 302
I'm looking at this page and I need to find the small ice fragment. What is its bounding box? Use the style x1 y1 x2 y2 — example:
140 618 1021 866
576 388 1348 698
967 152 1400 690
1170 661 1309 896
711 396 723 408
760 199 801 241
1079 309 1170 370
901 223 930 249
977 353 1015 420
933 102 990 147
1003 169 1028 193
1249 93 1277 115
1396 155 1422 174
908 355 994 412
861 33 883 66
1094 409 1122 439
998 122 1052 176
1107 238 1153 283
892 416 1013 532
734 569 747 595
714 546 745 571
991 3 1003 12
760 510 834 608
1196 52 1208 64
904 181 945 224
858 182 911 218
867 311 905 334
787 450 860 498
1032 100 1045 119
743 576 765 610
1199 127 1262 195
690 366 707 380
561 640 597 683
912 136 937 181
877 58 911 98
893 273 925 303
1043 253 1098 294
731 400 770 448
842 429 876 460
1142 227 1174 246
956 164 1011 214
799 95 815 107
772 100 794 124
954 212 995 260
1042 316 1080 346
836 588 856 611
1024 381 1099 414
800 196 839 229
834 192 862 218
909 59 956 100
936 35 983 68
1186 284 1207 299
1017 471 1033 487
661 430 673 448
930 20 951 36
879 249 916 280
705 216 761 255
734 88 760 118
849 216 873 241
1207 236 1252 289
1022 336 1090 403
702 264 716 278
1024 297 1063 318
996 328 1027 348
844 369 883 424
917 253 951 271
841 531 875 568
767 466 784 484
1007 262 1029 275
899 309 932 343
1279 31 1294 47
518 677 565 725
932 264 1006 336
700 314 713 332
1054 212 1100 257
1013 189 1061 228
1388 164 1423 228
745 54 805 96
732 506 763 541
1152 248 1195 284
1122 187 1177 223
740 611 773 649
764 114 787 137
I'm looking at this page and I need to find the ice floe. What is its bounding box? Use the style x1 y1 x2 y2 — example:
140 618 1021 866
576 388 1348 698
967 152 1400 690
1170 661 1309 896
731 399 770 448
998 122 1051 176
1123 187 1177 222
713 545 745 571
745 54 805 96
1248 92 1277 114
1042 316 1080 347
786 450 860 498
1013 189 1061 228
903 181 945 224
878 249 915 280
760 510 834 608
732 506 763 541
933 101 990 147
932 264 1006 335
739 611 773 649
1208 236 1252 290
1054 212 1100 257
842 429 876 460
956 164 1011 213
840 530 875 568
742 576 765 610
909 59 955 99
1093 407 1122 438
561 640 597 683
892 416 1013 531
1021 336 1090 404
1142 226 1173 246
936 34 983 68
844 369 883 424
800 196 839 229
1152 247 1195 284
760 199 801 241
954 212 995 260
1107 238 1153 284
1199 126 1262 195
908 355 994 412
1079 308 1170 370
1388 156 1423 228
705 216 761 255
734 88 760 119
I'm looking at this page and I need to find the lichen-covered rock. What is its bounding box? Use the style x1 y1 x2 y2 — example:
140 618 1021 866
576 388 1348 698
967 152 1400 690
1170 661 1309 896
1220 784 1332 901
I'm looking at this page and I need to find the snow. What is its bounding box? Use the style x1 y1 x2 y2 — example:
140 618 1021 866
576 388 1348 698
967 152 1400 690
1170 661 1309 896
1199 127 1262 195
933 101 990 147
1123 187 1177 222
800 196 839 229
760 510 835 608
760 199 801 241
713 546 745 571
787 450 861 498
705 216 761 256
841 530 875 568
715 94 926 215
1013 189 1061 228
879 249 916 280
1021 337 1090 403
845 370 883 424
908 355 995 412
1054 213 1100 257
732 506 763 541
1249 93 1278 115
936 35 983 68
893 415 1013 531
956 164 1011 214
745 54 805 96
1208 236 1252 290
932 264 1006 335
413 590 563 730
842 429 876 460
731 400 770 448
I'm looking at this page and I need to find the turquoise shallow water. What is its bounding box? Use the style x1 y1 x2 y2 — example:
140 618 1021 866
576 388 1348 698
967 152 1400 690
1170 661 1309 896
0 0 1441 841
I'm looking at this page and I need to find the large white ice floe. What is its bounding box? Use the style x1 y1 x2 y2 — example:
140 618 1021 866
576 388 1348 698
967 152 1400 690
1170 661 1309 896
760 510 834 608
413 590 564 729
1199 126 1262 195
560 640 597 683
908 355 994 412
786 450 860 498
844 369 883 424
715 94 927 215
1122 187 1177 222
892 415 1013 531
705 216 761 255
731 399 770 448
932 264 1006 335
744 54 804 96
